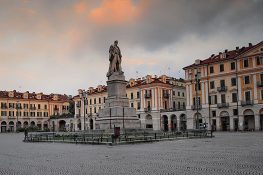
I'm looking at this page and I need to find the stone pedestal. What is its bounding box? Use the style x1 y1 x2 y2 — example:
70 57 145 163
97 72 140 129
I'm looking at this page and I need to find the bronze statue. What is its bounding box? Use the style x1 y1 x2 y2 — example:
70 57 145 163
107 40 122 77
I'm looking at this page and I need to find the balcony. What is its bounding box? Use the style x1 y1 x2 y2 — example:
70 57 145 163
1 106 7 109
217 86 228 92
191 105 202 110
144 93 151 98
163 93 169 99
241 100 254 106
257 81 263 87
30 107 36 110
16 106 22 110
160 108 176 113
144 107 151 112
217 103 229 108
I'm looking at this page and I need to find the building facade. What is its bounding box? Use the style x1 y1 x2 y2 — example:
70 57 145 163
183 41 263 131
0 90 71 132
73 75 186 131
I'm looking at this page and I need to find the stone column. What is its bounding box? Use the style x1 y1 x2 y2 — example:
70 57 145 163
253 74 258 103
177 117 180 131
168 115 171 131
229 116 234 131
216 117 221 131
239 115 244 131
255 114 260 131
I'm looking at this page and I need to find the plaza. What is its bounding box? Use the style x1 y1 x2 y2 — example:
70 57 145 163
0 132 263 175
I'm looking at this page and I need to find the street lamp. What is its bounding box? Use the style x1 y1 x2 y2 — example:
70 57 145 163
81 91 87 131
195 71 201 129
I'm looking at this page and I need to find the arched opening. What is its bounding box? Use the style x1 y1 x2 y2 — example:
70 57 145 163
89 119 94 130
37 122 42 130
145 114 153 129
194 113 202 129
243 109 255 131
30 121 35 127
170 115 177 131
77 119 81 130
180 114 187 131
23 121 29 128
1 121 7 133
219 111 230 131
9 121 15 132
43 121 48 130
260 109 263 131
59 120 66 131
17 121 22 129
162 115 168 131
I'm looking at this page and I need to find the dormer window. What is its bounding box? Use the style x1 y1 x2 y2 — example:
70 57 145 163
8 92 14 98
53 95 58 101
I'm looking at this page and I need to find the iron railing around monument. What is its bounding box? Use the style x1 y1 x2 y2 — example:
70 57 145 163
24 129 213 144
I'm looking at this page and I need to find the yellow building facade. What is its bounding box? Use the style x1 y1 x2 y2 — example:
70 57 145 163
184 41 263 131
0 90 70 132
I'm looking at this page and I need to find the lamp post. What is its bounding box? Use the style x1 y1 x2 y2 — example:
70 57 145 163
81 91 87 131
195 71 201 129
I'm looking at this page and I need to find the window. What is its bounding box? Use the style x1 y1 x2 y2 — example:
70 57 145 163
131 92 133 99
178 102 181 108
230 62 236 70
137 91 140 99
131 103 134 108
182 92 185 97
244 76 250 84
256 55 263 65
221 94 226 103
137 102 141 110
209 95 217 105
99 98 101 104
261 90 263 100
94 98 96 104
90 99 92 105
245 91 251 101
233 109 238 116
232 93 237 102
172 91 175 96
178 92 180 96
103 97 106 103
220 64 224 72
193 97 201 106
195 83 201 91
260 74 263 83
231 78 237 86
38 104 41 109
1 111 7 116
212 111 216 117
94 107 97 113
220 80 225 87
210 66 214 74
44 105 47 109
90 108 92 114
244 59 249 68
210 81 215 89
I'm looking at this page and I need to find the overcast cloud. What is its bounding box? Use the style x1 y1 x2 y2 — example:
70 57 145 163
0 0 263 95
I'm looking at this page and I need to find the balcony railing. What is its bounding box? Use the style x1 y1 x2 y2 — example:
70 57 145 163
217 103 229 108
217 86 228 92
241 100 254 106
191 105 202 110
257 81 263 87
144 107 151 112
163 93 169 99
144 93 151 98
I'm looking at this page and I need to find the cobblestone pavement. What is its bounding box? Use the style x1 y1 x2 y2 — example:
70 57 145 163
0 132 263 175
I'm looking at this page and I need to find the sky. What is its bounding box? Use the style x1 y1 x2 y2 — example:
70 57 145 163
0 0 263 95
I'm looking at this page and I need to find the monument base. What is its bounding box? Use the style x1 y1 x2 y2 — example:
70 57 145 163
97 72 140 130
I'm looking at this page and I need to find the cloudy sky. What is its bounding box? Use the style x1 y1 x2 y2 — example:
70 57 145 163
0 0 263 95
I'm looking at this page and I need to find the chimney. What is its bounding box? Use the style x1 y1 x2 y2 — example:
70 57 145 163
249 43 252 47
236 47 239 50
225 49 228 53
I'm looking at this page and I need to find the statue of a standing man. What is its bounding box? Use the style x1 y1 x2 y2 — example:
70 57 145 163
107 40 122 77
